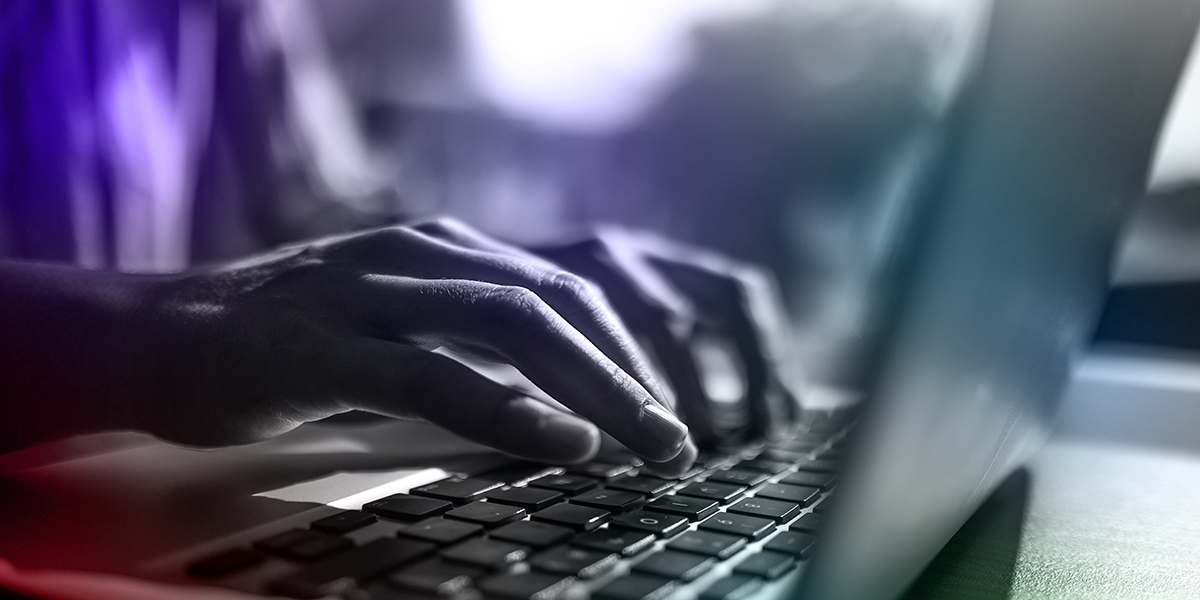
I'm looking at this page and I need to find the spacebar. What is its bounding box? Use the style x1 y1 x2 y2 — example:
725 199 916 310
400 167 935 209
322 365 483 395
268 537 437 599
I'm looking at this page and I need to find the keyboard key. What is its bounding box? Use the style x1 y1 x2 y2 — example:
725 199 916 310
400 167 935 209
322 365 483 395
734 550 796 580
698 574 764 600
607 476 674 497
791 512 826 532
593 574 678 600
396 517 484 545
268 538 435 599
254 528 353 560
489 521 573 548
572 529 656 557
632 549 715 582
310 510 376 535
764 531 817 558
704 470 770 487
736 459 791 474
754 484 821 506
478 572 577 600
388 559 484 595
667 530 746 559
442 538 530 570
609 510 689 538
363 494 452 522
254 529 320 555
675 481 746 504
444 501 526 527
644 495 719 521
793 459 839 473
777 471 836 489
281 534 354 561
527 474 601 495
529 545 619 579
570 488 645 512
187 548 264 578
727 498 802 523
698 513 775 540
412 477 504 505
485 487 565 512
530 503 610 531
568 463 634 480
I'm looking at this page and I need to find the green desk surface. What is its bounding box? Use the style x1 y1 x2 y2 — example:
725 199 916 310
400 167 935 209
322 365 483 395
907 439 1200 600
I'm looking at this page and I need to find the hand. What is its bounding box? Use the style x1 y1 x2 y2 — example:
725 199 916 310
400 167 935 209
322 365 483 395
118 219 696 472
534 226 801 447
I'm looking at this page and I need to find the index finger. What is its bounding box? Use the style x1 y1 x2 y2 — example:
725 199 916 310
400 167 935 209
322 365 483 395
346 275 691 462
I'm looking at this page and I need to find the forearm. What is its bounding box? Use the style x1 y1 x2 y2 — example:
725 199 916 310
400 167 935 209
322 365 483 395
0 261 152 453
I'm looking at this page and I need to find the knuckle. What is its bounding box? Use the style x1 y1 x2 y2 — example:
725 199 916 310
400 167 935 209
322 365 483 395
481 285 545 321
543 270 602 302
414 216 470 237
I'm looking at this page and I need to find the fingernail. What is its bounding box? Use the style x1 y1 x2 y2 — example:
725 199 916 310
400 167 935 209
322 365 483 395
641 402 689 458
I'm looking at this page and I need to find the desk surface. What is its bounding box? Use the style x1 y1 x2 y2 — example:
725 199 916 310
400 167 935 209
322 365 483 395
908 439 1200 600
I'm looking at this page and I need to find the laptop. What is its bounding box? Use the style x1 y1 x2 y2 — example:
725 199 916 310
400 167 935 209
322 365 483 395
0 0 1197 598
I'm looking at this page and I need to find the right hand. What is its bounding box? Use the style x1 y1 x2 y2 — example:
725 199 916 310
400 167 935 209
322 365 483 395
122 219 695 473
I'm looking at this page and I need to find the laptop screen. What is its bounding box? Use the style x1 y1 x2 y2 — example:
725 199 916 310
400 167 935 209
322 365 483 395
799 0 1200 598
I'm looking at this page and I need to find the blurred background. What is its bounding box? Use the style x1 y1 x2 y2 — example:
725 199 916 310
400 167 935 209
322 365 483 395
2 0 1199 389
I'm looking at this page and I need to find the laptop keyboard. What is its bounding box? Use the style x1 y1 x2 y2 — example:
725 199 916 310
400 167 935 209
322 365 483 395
186 413 853 600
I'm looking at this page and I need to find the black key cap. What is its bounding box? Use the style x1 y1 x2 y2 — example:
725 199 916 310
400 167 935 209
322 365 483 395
572 529 655 557
593 574 678 600
698 574 764 600
485 487 565 512
667 530 746 559
812 501 832 513
490 521 573 548
530 503 610 531
754 484 821 506
310 510 376 535
388 559 483 596
645 496 719 521
396 517 484 545
268 538 435 599
764 531 817 558
734 551 796 580
607 476 674 497
791 512 826 532
570 489 646 512
444 501 526 527
632 549 715 582
441 538 530 570
529 545 619 579
609 510 689 538
527 474 601 495
255 528 320 555
699 513 775 540
363 494 452 522
412 477 504 505
187 548 264 578
778 471 836 489
794 459 839 473
727 498 802 523
736 459 791 474
568 463 634 480
705 470 770 487
478 572 577 600
254 528 352 560
675 482 746 504
281 534 354 561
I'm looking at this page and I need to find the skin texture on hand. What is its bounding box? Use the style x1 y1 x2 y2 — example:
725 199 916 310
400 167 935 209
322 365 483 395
535 226 801 448
0 220 807 474
120 219 695 471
